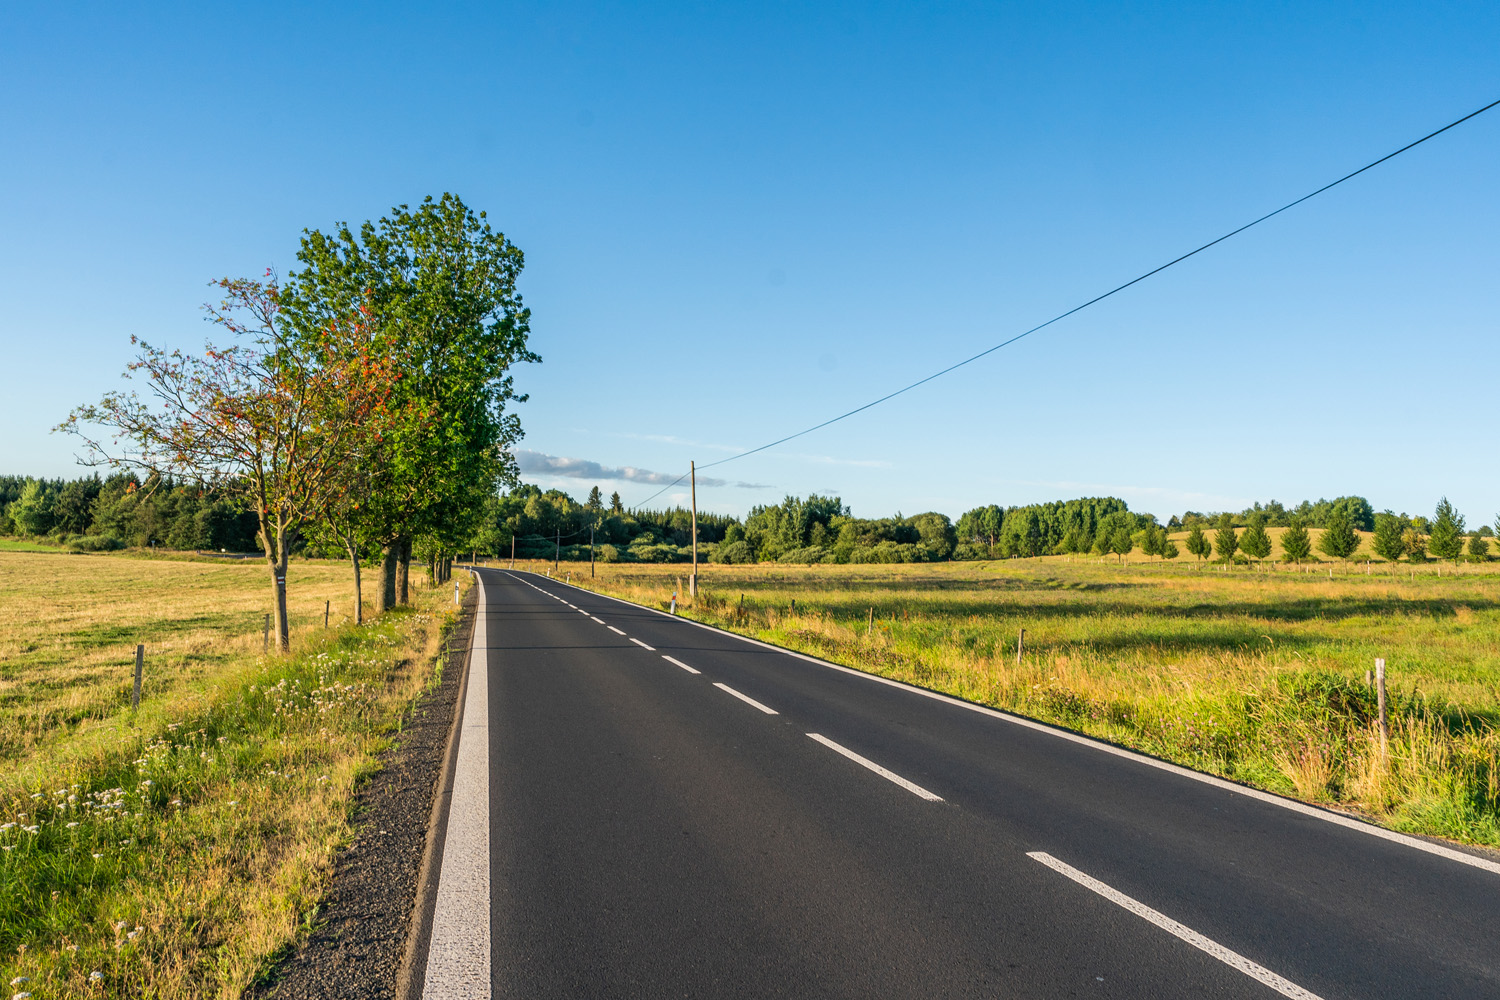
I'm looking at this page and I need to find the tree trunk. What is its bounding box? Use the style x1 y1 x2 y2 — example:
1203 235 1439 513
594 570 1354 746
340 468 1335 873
344 534 363 625
377 543 399 613
262 517 291 654
396 536 411 605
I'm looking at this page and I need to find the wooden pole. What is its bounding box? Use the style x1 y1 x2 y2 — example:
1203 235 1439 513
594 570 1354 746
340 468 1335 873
132 645 143 709
555 529 560 573
324 600 330 628
510 534 516 569
690 460 698 598
1016 627 1026 664
590 526 596 578
1376 657 1389 753
263 614 270 653
867 606 874 635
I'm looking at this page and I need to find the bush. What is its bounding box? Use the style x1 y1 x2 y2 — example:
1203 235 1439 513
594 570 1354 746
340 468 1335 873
953 544 990 561
848 541 929 564
777 546 829 565
67 534 124 552
714 540 755 564
595 543 623 563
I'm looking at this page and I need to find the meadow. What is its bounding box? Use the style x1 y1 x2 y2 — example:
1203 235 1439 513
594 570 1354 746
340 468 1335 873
533 554 1500 848
0 549 464 998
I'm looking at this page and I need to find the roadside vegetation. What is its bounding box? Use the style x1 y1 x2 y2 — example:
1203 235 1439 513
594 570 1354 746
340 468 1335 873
0 549 466 998
552 558 1500 849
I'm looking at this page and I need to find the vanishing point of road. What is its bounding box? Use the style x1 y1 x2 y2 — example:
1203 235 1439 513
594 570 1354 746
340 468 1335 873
411 568 1500 999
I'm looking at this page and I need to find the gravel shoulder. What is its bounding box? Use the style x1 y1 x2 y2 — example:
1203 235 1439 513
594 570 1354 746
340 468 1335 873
246 588 476 999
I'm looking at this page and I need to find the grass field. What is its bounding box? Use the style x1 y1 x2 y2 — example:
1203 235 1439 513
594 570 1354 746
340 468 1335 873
524 555 1500 848
0 550 464 998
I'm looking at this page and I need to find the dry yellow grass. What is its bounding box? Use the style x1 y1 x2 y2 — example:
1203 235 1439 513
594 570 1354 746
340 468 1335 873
0 550 466 998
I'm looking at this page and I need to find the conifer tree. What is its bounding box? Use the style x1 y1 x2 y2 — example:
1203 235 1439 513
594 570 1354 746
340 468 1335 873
586 486 604 511
1186 523 1211 561
1239 513 1272 564
1372 511 1407 563
1280 518 1312 563
1213 513 1238 563
609 491 624 514
1468 534 1490 561
1141 525 1162 558
1317 510 1361 563
1160 537 1179 560
1428 497 1465 564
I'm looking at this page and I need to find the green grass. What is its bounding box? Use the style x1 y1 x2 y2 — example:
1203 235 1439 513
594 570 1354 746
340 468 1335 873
0 551 464 998
550 557 1500 848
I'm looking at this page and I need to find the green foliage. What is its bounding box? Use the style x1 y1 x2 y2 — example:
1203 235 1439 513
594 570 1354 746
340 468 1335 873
1280 519 1312 562
1239 514 1272 561
1213 513 1238 563
1372 511 1407 562
1317 511 1361 561
7 479 56 537
1468 534 1490 561
1186 523 1211 561
1159 537 1179 560
1429 497 1465 563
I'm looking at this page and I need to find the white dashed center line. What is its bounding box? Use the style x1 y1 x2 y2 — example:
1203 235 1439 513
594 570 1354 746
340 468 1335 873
662 655 701 675
1027 852 1324 1000
607 626 626 635
630 637 657 651
713 682 778 715
806 734 942 801
591 617 605 624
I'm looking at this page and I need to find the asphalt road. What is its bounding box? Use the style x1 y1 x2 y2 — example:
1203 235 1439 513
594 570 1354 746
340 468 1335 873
419 568 1500 999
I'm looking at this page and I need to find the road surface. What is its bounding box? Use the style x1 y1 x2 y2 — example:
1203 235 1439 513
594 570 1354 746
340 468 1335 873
416 568 1500 999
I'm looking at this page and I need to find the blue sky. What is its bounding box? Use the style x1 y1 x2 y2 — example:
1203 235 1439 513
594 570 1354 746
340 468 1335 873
3 2 1497 524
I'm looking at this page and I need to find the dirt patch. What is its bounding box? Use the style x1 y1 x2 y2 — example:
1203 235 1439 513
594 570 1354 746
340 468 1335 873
246 589 475 999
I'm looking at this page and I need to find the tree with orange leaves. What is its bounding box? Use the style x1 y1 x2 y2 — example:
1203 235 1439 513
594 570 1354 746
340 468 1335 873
60 273 395 653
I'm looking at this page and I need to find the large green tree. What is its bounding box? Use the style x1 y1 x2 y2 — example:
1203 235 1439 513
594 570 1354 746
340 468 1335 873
1371 512 1406 563
1186 523 1211 561
279 194 538 608
1239 513 1272 564
1213 513 1238 564
1428 497 1465 564
1317 510 1361 563
1280 518 1312 563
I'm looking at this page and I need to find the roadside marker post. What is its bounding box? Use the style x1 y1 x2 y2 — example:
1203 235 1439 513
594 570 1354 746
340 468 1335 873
454 579 460 607
1376 658 1389 754
132 645 143 710
1016 627 1026 664
670 591 677 615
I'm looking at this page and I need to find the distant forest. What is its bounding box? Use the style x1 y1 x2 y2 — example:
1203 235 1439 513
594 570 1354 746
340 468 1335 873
3 474 1493 566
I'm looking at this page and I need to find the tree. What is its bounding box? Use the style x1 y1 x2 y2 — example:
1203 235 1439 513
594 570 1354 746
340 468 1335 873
1239 513 1272 564
1317 510 1361 564
1213 513 1238 564
586 486 604 512
1403 524 1427 562
7 479 55 537
62 274 389 652
1186 523 1211 561
278 194 537 610
1280 518 1312 563
1141 524 1162 558
1371 511 1407 563
1428 497 1465 564
1160 537 1180 560
1109 524 1133 563
1468 534 1490 561
609 491 624 515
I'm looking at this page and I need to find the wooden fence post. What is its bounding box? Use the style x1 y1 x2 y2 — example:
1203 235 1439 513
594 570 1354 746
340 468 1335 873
324 600 330 628
132 645 144 709
263 614 270 653
1016 627 1026 664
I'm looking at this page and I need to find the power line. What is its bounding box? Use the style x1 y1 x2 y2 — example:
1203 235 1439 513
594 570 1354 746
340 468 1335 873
627 95 1498 509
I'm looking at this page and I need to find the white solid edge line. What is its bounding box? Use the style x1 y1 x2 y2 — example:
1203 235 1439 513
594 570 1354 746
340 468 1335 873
607 625 626 635
1027 852 1322 1000
662 655 701 675
423 577 490 998
713 682 779 715
630 637 657 651
807 733 943 801
590 616 606 624
517 572 1500 878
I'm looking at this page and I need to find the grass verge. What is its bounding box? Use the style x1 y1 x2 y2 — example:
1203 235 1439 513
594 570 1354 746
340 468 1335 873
534 558 1500 848
0 552 466 998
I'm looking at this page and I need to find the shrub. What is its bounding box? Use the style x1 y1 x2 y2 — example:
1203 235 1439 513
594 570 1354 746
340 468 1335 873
68 534 124 552
777 546 829 565
714 540 755 564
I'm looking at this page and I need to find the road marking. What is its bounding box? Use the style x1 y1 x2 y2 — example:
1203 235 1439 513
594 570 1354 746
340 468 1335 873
1027 852 1323 1000
423 577 490 997
714 682 779 715
662 655 701 674
590 616 606 624
806 733 942 801
630 637 657 651
552 575 1500 878
607 626 626 635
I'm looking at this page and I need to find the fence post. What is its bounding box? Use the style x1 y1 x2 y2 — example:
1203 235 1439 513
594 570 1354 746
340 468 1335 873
263 614 270 653
867 606 874 635
132 645 143 709
1016 627 1026 664
324 600 330 628
1375 657 1389 754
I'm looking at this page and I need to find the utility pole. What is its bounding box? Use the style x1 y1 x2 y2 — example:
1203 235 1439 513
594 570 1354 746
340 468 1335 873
690 460 698 598
509 533 515 569
590 525 596 578
555 528 561 573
